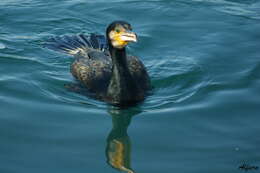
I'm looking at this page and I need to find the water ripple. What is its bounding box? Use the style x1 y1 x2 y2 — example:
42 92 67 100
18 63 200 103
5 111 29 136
190 0 260 19
0 42 5 49
142 54 210 112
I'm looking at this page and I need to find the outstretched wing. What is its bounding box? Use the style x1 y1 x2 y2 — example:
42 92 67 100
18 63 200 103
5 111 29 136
44 33 112 95
43 34 108 55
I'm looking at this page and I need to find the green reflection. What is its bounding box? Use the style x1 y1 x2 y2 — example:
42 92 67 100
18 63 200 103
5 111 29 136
106 107 141 173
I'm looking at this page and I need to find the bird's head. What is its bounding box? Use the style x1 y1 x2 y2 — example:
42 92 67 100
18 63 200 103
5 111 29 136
106 21 137 49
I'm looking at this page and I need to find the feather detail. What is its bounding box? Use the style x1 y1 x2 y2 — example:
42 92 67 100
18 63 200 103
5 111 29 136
44 34 108 55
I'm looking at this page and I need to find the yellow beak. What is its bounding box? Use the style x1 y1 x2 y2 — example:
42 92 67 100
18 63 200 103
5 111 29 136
119 31 137 42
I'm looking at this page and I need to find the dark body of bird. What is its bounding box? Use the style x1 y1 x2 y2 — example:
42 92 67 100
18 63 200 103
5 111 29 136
44 22 150 106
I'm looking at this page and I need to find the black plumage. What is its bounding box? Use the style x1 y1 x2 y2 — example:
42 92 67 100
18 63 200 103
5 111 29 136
44 21 151 106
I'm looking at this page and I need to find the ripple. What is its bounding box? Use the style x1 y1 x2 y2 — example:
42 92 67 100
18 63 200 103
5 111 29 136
0 52 48 67
142 54 210 112
33 78 108 110
0 0 34 6
216 3 260 19
190 0 260 19
246 63 260 81
0 42 5 49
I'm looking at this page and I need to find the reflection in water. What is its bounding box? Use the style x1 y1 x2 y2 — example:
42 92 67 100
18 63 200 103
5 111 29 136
106 107 141 173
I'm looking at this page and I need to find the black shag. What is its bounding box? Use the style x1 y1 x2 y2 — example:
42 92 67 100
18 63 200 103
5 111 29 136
44 21 151 106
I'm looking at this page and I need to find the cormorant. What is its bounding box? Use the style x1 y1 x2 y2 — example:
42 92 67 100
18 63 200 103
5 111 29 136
44 21 151 106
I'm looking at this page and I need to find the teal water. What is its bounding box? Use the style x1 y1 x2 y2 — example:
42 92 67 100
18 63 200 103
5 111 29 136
1 0 260 172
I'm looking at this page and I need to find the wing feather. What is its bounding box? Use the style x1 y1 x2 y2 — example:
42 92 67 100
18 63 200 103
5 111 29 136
44 34 108 55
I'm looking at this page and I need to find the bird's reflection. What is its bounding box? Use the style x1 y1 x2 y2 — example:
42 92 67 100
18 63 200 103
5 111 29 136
106 107 141 173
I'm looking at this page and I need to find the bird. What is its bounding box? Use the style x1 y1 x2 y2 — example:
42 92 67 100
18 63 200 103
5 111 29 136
44 21 151 106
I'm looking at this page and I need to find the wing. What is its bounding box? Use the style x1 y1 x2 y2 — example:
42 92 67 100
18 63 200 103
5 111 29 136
43 33 108 55
71 52 112 94
44 33 112 95
127 55 151 91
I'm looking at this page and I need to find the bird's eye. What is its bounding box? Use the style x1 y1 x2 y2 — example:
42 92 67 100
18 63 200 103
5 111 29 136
115 28 120 33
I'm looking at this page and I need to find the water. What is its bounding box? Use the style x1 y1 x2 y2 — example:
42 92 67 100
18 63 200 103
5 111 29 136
0 0 260 172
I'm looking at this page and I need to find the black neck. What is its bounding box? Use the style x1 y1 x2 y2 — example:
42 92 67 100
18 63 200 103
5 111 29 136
109 46 128 71
107 45 140 105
